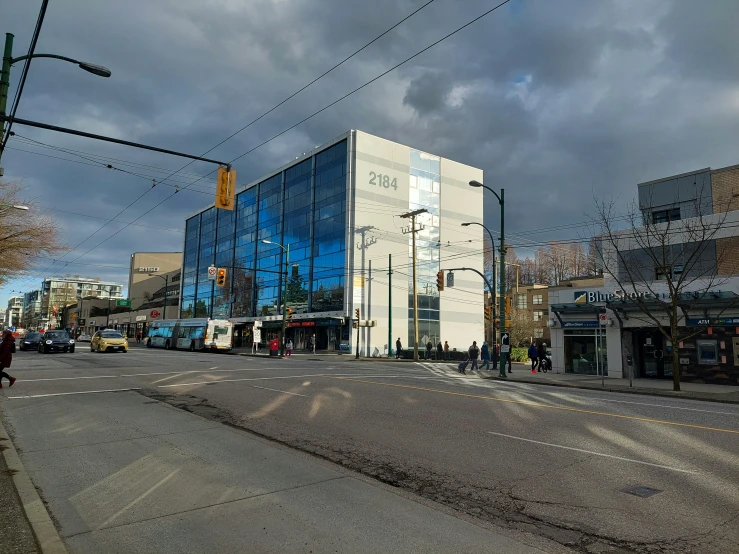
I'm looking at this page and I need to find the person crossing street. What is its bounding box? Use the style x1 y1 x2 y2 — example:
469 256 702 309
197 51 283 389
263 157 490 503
467 341 480 373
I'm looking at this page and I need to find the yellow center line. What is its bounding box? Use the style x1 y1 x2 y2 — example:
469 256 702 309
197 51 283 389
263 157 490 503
332 377 739 435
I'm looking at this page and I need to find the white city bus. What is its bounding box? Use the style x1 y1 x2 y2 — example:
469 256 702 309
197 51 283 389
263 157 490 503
147 319 233 352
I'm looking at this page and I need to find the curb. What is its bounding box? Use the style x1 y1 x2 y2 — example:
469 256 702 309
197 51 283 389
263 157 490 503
486 376 739 405
0 411 68 554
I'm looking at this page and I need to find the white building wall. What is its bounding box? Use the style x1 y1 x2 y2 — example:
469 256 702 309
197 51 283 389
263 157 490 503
350 131 484 356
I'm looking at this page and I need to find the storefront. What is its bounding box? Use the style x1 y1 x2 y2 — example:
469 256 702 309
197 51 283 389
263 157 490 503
231 316 348 351
549 279 739 385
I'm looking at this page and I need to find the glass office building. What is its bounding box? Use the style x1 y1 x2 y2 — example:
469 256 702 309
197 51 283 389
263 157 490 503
181 131 485 353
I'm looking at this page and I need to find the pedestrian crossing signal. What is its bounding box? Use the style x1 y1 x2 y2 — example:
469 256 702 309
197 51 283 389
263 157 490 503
216 268 227 287
436 271 444 291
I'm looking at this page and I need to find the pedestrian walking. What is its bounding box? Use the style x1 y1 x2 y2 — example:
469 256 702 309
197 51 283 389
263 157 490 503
395 337 402 359
0 330 17 389
480 341 490 370
309 334 316 354
443 340 450 360
437 341 443 361
468 341 480 373
426 341 434 360
286 339 293 357
136 332 141 344
528 343 539 373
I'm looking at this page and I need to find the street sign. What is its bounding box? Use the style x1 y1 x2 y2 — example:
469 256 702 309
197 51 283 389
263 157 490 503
150 310 160 318
446 271 454 287
501 333 510 346
89 321 95 326
500 345 510 353
208 266 217 280
116 299 131 307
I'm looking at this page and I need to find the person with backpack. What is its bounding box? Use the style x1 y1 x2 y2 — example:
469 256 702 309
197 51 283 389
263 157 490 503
480 341 490 370
467 341 480 373
0 330 17 389
528 343 539 373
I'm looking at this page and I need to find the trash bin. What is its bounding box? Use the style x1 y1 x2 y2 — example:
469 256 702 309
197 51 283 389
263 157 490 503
269 338 279 357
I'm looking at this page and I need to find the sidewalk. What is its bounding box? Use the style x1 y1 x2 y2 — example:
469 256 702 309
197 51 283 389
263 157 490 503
477 363 739 404
1 390 545 554
0 443 40 553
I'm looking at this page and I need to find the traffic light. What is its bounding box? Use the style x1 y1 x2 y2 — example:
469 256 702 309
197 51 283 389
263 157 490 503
216 268 227 287
436 270 444 291
355 308 360 320
505 296 511 315
353 321 358 329
215 166 236 210
286 307 293 325
485 306 492 320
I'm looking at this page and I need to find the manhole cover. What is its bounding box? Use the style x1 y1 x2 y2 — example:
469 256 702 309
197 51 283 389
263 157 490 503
624 486 662 498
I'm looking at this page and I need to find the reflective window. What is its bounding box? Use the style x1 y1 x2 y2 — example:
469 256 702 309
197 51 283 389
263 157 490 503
407 150 441 347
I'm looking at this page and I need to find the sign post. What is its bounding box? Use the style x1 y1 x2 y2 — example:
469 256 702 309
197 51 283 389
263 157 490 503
208 266 217 280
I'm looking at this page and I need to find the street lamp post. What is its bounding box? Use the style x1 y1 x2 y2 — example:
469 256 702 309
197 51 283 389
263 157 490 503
469 180 506 378
0 32 111 161
262 239 290 356
148 273 170 320
462 221 497 363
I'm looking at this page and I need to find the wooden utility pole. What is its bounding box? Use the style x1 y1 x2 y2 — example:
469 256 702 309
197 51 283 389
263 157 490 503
400 209 427 362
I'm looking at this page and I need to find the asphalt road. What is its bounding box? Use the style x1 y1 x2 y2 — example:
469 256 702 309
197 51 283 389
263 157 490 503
2 346 739 553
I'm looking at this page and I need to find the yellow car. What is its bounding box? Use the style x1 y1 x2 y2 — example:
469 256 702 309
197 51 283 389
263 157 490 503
91 330 129 353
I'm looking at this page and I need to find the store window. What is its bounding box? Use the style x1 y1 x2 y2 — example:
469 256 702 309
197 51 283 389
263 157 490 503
532 294 543 305
564 331 607 375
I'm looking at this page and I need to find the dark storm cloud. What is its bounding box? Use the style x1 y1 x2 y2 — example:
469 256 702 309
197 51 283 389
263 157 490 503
1 0 738 303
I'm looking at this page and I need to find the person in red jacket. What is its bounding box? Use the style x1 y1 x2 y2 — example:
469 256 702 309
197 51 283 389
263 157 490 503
0 330 16 388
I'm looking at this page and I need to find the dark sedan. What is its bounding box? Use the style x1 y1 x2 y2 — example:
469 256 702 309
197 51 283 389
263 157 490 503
38 330 75 354
20 332 43 351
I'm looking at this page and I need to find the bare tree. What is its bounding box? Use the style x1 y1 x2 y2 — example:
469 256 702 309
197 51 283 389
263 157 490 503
592 184 737 392
508 307 539 347
0 181 64 280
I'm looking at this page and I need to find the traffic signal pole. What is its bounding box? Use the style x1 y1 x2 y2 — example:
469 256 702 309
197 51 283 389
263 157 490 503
498 189 507 377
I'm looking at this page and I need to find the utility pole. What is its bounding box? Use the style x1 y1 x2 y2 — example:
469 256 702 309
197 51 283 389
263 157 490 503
400 209 427 362
498 189 507 377
387 253 392 358
355 225 376 357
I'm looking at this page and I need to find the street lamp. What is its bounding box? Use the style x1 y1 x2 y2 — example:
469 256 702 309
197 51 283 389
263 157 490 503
148 273 170 320
469 179 507 378
261 239 290 356
462 221 497 362
0 203 28 210
0 32 112 160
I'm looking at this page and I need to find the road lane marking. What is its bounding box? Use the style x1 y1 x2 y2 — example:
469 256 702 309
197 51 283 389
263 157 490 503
333 377 739 435
487 432 700 474
17 368 272 383
5 374 410 399
8 388 142 399
250 385 307 397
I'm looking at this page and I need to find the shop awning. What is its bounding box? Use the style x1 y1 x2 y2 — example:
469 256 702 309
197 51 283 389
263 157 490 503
606 291 739 324
550 303 601 313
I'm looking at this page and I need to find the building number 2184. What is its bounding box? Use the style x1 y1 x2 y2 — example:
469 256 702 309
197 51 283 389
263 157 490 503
369 171 398 190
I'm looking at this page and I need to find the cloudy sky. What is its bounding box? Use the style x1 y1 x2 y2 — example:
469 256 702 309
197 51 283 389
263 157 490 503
1 0 738 307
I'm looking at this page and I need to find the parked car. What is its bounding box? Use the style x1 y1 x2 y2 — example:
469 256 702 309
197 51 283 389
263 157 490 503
76 334 91 343
20 332 43 351
91 330 128 353
38 330 75 354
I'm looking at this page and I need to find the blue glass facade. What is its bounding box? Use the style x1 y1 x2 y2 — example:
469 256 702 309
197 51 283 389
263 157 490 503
181 139 348 320
408 149 441 347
